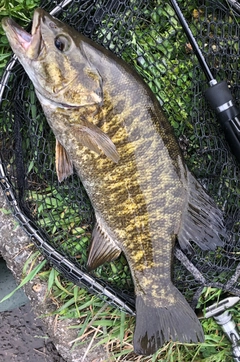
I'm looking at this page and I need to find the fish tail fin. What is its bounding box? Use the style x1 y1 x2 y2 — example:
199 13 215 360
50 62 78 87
178 170 226 253
133 286 204 355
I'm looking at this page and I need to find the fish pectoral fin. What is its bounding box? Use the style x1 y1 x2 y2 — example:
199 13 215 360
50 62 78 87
55 139 73 182
87 221 121 271
74 119 120 163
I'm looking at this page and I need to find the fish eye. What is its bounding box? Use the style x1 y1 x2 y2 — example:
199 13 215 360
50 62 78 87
54 35 71 52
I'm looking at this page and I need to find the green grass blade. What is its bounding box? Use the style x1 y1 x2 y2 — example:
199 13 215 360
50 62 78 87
0 259 46 303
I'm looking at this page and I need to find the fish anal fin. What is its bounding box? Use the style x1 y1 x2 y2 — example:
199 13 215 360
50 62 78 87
73 119 120 163
178 170 226 253
87 221 121 271
55 139 73 182
134 286 204 355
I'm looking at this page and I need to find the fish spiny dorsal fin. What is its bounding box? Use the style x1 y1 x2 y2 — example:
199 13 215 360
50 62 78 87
87 218 121 271
72 118 120 163
55 139 73 182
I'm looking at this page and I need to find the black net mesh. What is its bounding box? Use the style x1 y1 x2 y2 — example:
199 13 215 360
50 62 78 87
0 0 240 314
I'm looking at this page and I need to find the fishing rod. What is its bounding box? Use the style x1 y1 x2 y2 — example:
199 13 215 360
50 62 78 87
169 0 240 163
227 0 240 14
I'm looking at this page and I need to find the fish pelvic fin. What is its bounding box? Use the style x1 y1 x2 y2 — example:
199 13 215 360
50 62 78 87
178 169 226 253
87 219 121 271
73 118 120 163
55 139 73 182
133 286 204 356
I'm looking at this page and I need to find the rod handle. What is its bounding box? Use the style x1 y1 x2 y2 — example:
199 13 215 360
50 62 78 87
205 81 240 163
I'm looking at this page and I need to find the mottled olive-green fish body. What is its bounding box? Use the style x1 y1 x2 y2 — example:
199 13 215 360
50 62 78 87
2 9 225 355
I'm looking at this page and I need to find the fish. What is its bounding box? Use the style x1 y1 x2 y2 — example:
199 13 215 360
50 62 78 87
2 8 226 355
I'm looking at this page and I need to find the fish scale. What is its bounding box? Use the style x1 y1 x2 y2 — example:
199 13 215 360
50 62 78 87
2 8 226 356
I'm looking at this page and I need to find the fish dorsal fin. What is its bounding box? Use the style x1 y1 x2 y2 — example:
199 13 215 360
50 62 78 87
73 118 120 163
178 169 225 253
87 219 121 271
55 139 73 182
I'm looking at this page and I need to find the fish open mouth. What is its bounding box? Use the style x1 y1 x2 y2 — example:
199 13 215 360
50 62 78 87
3 18 33 50
2 9 42 58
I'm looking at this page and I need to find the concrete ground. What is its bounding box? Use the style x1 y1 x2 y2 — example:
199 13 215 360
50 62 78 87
0 302 66 362
0 186 108 362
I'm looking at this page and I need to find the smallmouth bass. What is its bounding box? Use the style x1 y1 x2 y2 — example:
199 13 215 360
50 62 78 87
2 9 226 355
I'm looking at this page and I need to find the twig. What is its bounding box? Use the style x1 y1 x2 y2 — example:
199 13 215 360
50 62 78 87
69 302 108 345
81 325 101 362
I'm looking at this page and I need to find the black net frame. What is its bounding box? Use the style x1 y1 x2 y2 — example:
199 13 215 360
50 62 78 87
0 0 240 315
